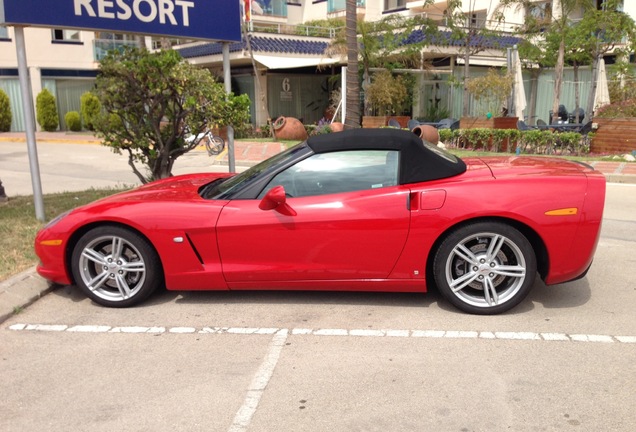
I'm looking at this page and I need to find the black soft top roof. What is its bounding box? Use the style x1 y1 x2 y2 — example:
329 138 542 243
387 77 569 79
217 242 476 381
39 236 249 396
306 128 466 184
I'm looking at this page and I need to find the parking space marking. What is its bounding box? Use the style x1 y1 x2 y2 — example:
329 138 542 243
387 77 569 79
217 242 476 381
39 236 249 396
7 323 636 344
228 329 288 432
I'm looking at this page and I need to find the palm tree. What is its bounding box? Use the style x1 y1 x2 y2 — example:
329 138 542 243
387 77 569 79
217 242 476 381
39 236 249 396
345 0 361 128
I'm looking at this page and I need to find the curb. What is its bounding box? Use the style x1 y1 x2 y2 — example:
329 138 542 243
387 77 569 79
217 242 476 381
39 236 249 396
0 136 101 145
0 267 57 324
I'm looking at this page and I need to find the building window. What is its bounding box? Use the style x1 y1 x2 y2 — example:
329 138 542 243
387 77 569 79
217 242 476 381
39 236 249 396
52 29 82 43
328 0 365 12
526 2 552 24
0 26 9 40
384 0 406 10
597 0 623 10
466 10 487 28
252 0 288 17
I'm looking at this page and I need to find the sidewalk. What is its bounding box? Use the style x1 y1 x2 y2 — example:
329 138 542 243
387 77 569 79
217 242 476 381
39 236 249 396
0 131 286 167
1 131 634 180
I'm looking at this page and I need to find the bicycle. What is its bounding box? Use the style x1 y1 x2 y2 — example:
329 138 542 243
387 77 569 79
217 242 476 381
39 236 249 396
184 127 225 156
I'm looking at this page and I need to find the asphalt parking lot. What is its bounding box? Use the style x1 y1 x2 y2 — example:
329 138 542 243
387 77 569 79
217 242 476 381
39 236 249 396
1 139 635 431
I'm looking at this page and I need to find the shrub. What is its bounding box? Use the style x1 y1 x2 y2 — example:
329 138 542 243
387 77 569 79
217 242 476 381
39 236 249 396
457 128 493 149
312 125 332 135
80 92 101 130
366 70 408 116
65 111 82 132
438 128 454 144
36 88 59 132
0 89 11 132
594 98 636 118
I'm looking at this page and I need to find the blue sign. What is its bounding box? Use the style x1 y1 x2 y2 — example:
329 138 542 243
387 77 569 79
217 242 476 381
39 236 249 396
0 0 241 42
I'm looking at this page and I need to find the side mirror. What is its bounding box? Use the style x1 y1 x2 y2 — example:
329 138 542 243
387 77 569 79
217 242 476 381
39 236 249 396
259 186 297 216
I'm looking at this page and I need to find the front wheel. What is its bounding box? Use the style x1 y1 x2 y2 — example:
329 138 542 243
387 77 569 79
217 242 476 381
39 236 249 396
71 226 163 307
433 222 537 315
204 134 225 156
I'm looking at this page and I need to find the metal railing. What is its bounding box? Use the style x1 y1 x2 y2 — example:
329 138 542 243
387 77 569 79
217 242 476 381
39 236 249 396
248 21 341 38
93 39 139 61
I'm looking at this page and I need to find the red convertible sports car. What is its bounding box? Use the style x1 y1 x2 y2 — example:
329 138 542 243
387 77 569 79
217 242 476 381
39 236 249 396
35 128 606 314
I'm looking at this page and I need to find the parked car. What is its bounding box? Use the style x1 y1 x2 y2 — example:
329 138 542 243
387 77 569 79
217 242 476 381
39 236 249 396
35 129 606 314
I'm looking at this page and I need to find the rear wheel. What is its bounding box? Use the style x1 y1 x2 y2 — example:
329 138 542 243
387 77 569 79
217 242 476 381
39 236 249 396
71 226 163 307
433 222 536 315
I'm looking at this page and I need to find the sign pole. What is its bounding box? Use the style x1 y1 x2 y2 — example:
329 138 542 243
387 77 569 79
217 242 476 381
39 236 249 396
15 26 45 221
223 42 236 173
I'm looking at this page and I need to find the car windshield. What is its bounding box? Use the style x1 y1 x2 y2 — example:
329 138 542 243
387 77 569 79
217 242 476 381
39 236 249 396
200 143 308 199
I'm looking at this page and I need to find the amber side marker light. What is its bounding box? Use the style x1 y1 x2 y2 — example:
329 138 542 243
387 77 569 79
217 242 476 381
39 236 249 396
40 240 63 246
545 208 578 216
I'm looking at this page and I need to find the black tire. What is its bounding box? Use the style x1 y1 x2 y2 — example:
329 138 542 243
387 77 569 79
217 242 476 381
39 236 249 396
71 226 163 307
204 134 225 156
433 221 537 315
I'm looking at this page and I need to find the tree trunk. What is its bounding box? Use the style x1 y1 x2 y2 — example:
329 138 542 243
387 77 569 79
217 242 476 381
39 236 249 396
585 55 600 123
344 0 360 129
573 62 580 122
551 39 566 124
462 51 471 116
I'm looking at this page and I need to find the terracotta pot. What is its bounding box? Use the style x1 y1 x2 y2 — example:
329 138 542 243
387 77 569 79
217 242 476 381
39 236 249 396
412 125 439 144
272 116 308 141
329 122 344 132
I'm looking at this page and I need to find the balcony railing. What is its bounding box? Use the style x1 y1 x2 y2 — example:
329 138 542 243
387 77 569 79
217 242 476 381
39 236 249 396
249 21 341 38
328 0 366 13
93 39 139 61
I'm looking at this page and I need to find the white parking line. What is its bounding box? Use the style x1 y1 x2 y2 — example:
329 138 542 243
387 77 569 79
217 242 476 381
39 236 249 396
7 323 636 344
227 329 288 432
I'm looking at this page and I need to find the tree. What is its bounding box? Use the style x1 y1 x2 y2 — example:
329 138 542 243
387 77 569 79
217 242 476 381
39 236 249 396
344 0 360 128
446 0 511 116
465 68 514 116
94 48 250 183
501 0 594 123
576 0 636 120
365 70 408 116
330 6 437 119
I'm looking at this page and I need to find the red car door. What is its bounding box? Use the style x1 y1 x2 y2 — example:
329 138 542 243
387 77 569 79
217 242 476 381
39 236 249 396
216 187 411 284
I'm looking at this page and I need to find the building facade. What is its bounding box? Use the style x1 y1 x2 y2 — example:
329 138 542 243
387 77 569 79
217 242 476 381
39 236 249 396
0 0 634 131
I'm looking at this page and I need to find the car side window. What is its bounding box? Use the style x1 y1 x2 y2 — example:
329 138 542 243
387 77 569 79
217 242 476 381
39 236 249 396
259 150 399 198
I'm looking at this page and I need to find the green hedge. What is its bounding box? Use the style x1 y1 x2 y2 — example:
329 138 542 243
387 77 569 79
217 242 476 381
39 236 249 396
0 89 11 132
36 89 59 132
65 111 82 132
80 92 101 131
439 128 591 156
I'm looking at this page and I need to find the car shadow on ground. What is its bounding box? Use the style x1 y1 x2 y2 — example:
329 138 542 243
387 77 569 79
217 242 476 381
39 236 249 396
170 288 441 309
51 276 591 315
525 277 592 310
50 283 442 309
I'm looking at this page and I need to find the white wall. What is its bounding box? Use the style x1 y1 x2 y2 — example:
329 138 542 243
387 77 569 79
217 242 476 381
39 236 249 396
0 27 98 70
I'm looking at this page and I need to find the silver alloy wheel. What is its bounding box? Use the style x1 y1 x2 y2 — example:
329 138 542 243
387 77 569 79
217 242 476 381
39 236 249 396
77 234 147 303
444 231 526 308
